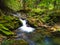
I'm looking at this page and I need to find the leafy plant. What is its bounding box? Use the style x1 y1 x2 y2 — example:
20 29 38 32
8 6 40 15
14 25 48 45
0 9 21 35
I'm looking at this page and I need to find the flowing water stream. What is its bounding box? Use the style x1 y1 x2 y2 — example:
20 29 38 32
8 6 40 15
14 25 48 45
12 13 36 45
11 13 56 45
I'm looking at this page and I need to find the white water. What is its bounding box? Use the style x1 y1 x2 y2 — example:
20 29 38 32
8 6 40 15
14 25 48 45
18 18 35 32
12 13 36 45
12 13 35 32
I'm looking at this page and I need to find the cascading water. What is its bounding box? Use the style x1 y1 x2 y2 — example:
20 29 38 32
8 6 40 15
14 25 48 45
9 12 54 45
12 13 36 45
12 12 35 32
18 18 35 32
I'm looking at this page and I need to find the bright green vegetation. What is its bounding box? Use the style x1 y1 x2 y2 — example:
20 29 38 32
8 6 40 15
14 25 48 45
3 0 22 11
0 9 22 35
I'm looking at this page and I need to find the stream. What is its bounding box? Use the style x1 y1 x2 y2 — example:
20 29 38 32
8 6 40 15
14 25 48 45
12 13 36 45
10 13 58 45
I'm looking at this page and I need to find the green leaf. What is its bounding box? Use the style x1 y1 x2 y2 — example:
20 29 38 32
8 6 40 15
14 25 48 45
0 29 14 35
0 24 9 30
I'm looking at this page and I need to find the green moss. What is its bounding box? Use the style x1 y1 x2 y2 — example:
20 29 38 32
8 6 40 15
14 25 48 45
1 39 28 45
3 0 22 11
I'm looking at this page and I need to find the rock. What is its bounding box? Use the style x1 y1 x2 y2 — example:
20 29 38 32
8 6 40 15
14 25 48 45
2 0 22 11
1 39 29 45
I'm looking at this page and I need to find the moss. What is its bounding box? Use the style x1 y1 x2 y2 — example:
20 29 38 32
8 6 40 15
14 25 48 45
1 39 28 45
3 0 22 11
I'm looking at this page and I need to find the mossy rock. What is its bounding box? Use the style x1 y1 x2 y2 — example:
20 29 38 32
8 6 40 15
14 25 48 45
3 0 22 11
1 39 28 45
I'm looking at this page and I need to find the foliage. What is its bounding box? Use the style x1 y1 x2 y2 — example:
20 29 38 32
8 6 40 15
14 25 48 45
1 39 28 45
0 0 60 45
0 24 14 35
26 0 60 26
0 9 21 35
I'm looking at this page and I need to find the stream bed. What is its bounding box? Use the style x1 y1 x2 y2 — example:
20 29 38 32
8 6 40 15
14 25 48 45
1 13 60 45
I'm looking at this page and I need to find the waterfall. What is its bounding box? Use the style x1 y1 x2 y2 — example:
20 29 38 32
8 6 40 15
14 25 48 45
12 12 36 45
18 18 35 32
12 12 35 32
19 18 27 26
